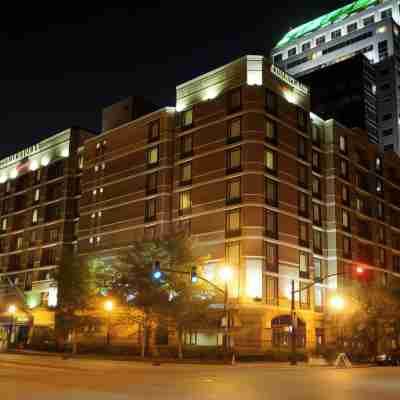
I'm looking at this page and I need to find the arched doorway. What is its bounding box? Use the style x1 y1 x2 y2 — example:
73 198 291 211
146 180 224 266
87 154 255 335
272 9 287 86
271 315 306 349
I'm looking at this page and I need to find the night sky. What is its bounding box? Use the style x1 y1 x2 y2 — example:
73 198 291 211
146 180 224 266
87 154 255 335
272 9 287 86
0 1 351 158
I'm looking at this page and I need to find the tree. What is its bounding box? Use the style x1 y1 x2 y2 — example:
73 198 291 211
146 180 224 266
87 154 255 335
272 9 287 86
56 253 103 353
338 283 400 357
109 233 218 358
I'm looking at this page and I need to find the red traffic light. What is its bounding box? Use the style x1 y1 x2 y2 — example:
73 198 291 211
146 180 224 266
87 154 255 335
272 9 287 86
356 266 364 274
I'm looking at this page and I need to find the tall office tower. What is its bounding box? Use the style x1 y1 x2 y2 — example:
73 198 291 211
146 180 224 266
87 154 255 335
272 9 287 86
0 128 94 343
271 0 400 153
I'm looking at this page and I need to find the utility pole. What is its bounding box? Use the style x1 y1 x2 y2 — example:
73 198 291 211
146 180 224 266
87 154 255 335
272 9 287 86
290 280 297 365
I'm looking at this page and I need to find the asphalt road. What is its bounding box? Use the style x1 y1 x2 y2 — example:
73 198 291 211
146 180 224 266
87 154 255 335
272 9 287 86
0 354 399 400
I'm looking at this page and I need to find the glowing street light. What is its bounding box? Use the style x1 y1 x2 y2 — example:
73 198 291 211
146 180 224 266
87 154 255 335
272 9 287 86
104 300 113 313
8 305 17 315
330 295 345 311
219 266 233 282
104 300 113 348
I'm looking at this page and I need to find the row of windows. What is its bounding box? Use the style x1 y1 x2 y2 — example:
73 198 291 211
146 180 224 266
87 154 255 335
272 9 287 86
275 8 391 62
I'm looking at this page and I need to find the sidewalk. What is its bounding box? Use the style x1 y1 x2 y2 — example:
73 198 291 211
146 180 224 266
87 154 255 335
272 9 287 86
1 349 374 369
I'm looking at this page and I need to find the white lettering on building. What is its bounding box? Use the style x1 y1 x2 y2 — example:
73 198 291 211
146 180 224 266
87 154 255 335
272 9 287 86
0 144 41 169
270 64 309 96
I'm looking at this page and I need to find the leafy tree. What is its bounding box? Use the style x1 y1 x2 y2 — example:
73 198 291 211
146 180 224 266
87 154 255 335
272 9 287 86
109 233 218 358
55 253 104 352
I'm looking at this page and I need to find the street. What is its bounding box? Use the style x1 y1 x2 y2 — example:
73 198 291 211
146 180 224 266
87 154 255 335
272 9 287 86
0 354 400 399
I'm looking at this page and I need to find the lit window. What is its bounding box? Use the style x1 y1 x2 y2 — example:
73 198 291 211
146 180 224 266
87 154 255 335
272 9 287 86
228 118 241 141
339 135 347 153
182 109 193 127
226 209 241 236
299 253 308 274
91 213 96 219
312 151 320 171
377 202 384 219
32 209 39 224
298 193 308 216
226 241 240 267
265 149 276 172
92 189 97 196
266 119 276 142
313 230 322 253
78 155 84 170
340 159 348 178
5 181 11 193
227 179 241 204
342 210 349 228
1 218 7 231
227 147 241 172
94 165 99 172
147 146 159 166
181 163 192 184
376 179 383 193
266 275 278 305
342 185 349 204
314 258 322 279
375 157 382 171
179 191 191 213
34 188 40 202
96 236 101 244
89 237 94 244
101 162 106 170
17 237 23 249
99 188 104 194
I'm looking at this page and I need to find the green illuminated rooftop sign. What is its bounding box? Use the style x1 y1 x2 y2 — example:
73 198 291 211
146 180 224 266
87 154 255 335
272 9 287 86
275 0 379 49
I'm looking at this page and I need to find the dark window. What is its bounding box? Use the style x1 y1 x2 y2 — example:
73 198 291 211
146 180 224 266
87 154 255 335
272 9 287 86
377 202 384 220
227 179 241 205
226 209 241 237
343 236 351 258
273 54 283 64
382 113 392 121
298 109 307 131
148 120 160 142
180 162 192 186
331 29 341 40
339 158 349 180
312 151 321 172
146 172 158 195
265 210 278 239
181 109 193 128
381 8 392 19
265 243 278 273
227 147 242 173
145 198 156 221
266 89 277 114
312 124 321 146
47 160 64 180
266 276 278 305
363 15 375 26
227 118 241 143
316 36 325 46
313 229 322 254
393 255 400 273
383 128 393 137
45 204 60 222
266 179 278 206
302 42 311 52
312 177 321 198
298 192 308 217
180 134 193 158
299 222 308 247
288 47 297 57
347 22 357 33
228 89 241 112
313 203 322 226
298 135 307 160
298 164 308 188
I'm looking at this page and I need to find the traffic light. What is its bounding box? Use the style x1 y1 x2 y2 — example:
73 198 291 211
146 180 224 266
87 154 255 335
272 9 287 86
191 266 198 284
153 261 162 280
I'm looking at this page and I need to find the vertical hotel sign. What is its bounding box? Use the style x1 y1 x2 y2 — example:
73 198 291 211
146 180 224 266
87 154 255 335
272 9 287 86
0 144 41 169
270 64 309 96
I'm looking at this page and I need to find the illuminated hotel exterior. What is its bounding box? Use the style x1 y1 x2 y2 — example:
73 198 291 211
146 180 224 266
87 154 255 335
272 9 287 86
0 128 93 345
271 0 400 154
2 55 400 353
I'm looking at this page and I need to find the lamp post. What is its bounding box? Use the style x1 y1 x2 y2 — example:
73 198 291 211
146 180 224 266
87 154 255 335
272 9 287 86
219 266 233 355
104 300 113 348
330 295 346 351
8 305 17 348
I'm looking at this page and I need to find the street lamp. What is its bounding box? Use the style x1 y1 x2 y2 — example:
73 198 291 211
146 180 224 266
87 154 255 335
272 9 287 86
330 295 346 351
8 305 17 347
219 266 233 355
104 300 113 348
